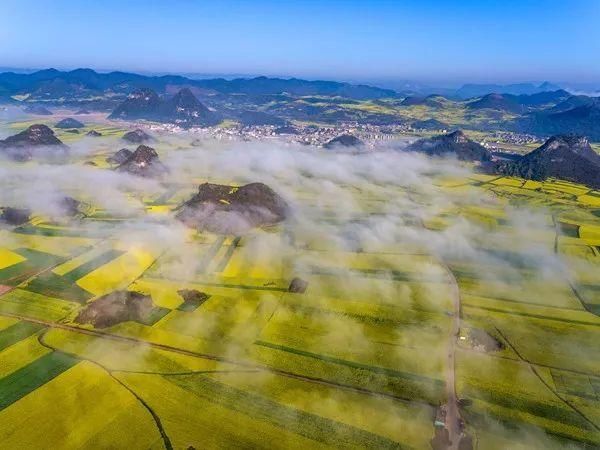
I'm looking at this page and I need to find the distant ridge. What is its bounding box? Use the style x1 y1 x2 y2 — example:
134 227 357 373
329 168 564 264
0 68 398 101
467 93 523 113
455 81 562 99
400 95 445 107
525 99 600 140
0 68 576 102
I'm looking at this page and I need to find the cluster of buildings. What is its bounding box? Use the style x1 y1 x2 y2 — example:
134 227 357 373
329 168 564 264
133 120 542 153
134 120 413 147
483 131 542 148
195 122 410 146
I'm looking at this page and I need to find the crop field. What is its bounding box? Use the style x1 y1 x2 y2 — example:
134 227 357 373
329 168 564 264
0 125 599 449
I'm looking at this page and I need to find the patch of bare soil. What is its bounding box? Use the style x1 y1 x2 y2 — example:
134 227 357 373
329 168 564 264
177 289 210 310
461 328 504 353
75 290 155 328
288 277 308 293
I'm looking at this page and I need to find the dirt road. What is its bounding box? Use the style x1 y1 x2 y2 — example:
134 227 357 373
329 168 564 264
441 262 463 450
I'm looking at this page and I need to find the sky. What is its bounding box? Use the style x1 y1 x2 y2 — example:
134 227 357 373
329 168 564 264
1 0 599 84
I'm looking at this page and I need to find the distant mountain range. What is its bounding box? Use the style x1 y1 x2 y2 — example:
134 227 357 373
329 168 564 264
370 80 569 99
458 90 600 140
0 68 396 101
2 68 599 140
0 68 581 103
523 99 600 140
466 90 572 114
454 82 562 99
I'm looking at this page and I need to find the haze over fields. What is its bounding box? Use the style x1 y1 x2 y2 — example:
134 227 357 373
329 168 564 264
0 1 599 450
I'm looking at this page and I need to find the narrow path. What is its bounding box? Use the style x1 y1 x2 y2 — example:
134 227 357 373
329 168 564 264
37 331 174 450
494 326 599 432
551 214 598 317
108 373 174 450
439 261 462 450
409 189 464 449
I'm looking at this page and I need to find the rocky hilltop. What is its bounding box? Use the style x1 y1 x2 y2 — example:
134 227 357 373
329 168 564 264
122 129 153 144
493 135 600 188
116 145 168 177
406 130 492 162
107 148 133 165
0 207 31 225
324 134 364 149
108 88 162 120
160 88 220 127
55 117 84 128
109 88 219 127
0 124 66 160
176 182 289 234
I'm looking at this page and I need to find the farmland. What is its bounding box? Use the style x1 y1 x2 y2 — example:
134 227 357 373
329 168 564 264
0 124 599 449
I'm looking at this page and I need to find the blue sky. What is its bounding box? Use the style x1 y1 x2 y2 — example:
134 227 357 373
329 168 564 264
1 0 598 83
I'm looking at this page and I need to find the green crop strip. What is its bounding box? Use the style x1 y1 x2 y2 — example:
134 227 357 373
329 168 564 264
0 322 46 351
24 272 94 304
306 266 445 283
0 249 66 286
463 304 600 327
255 340 443 387
168 374 409 450
195 236 226 274
463 386 591 429
62 249 125 282
13 225 88 238
215 236 241 272
0 352 78 412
